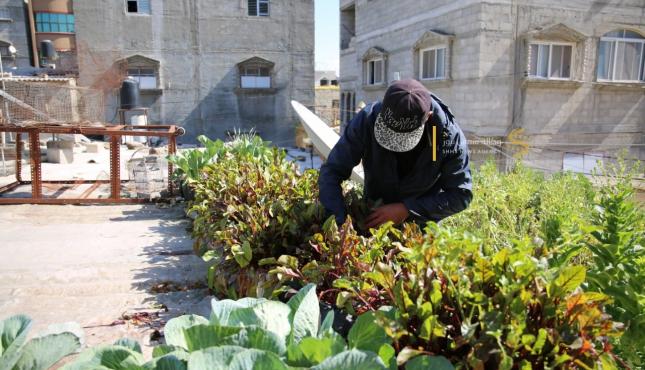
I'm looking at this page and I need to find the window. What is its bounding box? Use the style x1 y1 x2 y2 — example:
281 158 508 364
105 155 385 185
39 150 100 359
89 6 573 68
366 59 384 85
0 9 11 21
126 0 151 15
241 66 271 88
528 43 572 79
128 68 157 89
248 0 269 16
420 47 446 80
320 78 329 86
597 29 645 82
35 13 75 33
0 41 11 57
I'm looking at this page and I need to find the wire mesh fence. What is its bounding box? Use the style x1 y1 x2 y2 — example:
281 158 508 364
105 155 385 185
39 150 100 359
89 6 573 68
0 79 106 126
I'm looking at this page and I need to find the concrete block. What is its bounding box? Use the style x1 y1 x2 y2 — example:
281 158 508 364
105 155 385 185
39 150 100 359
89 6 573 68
46 140 74 164
84 142 104 153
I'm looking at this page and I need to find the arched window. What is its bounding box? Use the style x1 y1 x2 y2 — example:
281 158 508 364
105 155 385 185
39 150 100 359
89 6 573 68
120 55 161 90
597 29 645 82
238 57 274 89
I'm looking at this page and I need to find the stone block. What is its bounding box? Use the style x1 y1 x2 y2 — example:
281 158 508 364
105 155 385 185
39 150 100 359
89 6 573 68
46 140 74 164
84 142 104 153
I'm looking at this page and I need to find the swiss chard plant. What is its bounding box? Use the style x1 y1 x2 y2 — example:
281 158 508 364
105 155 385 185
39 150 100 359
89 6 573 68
64 284 397 370
190 147 324 298
0 315 83 370
322 221 626 369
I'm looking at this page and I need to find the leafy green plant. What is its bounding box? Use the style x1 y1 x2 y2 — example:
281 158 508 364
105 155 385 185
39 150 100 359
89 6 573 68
263 217 401 315
65 284 392 370
190 147 324 298
327 222 625 369
168 135 226 186
442 162 595 249
552 159 645 367
0 315 83 370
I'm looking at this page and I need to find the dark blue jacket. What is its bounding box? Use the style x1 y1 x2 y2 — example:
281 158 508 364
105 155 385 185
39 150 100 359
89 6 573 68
319 94 473 224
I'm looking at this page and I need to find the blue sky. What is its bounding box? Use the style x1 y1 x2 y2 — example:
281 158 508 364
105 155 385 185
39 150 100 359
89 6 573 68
315 0 340 74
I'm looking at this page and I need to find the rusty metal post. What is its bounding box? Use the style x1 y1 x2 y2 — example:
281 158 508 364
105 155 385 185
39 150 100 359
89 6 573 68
28 129 41 198
15 133 22 182
109 135 120 200
168 135 177 195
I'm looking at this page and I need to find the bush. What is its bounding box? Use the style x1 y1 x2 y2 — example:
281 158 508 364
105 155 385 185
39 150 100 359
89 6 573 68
190 147 324 298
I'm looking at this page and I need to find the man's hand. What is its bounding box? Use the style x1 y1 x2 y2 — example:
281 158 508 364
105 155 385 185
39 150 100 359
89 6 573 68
365 203 409 229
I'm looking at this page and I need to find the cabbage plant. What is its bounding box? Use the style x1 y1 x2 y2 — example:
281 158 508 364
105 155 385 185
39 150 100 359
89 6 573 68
0 315 83 370
64 284 395 370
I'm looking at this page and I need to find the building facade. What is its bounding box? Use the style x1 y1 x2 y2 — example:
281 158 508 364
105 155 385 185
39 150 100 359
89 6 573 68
73 0 315 144
314 70 340 126
339 0 644 173
0 0 32 70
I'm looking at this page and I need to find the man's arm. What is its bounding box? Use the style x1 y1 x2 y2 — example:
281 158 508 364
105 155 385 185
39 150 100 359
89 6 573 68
402 126 473 222
318 109 368 224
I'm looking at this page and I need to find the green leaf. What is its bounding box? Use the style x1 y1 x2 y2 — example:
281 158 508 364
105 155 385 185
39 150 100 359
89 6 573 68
210 298 267 326
378 344 397 370
152 345 184 358
405 355 454 370
187 346 246 370
286 335 347 367
277 255 299 270
419 315 445 341
62 345 145 370
0 314 32 370
113 338 142 354
347 311 391 354
553 265 586 295
311 349 387 370
143 352 188 370
163 315 209 350
287 284 320 345
318 311 334 338
231 242 253 268
228 349 289 370
183 325 242 351
227 301 292 344
12 331 82 370
220 326 287 355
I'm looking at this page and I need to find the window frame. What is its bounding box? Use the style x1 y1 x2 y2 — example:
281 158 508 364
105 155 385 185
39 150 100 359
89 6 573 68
528 41 575 81
597 31 645 83
125 0 151 15
0 9 12 22
127 67 158 90
240 65 272 89
365 57 384 85
248 0 270 17
35 12 75 34
419 45 448 81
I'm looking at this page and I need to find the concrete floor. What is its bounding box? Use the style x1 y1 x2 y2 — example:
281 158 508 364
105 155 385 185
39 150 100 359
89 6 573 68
0 203 210 363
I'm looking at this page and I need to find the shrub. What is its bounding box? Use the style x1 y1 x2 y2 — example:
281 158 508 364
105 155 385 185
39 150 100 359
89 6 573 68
330 222 624 369
0 315 83 370
190 147 324 297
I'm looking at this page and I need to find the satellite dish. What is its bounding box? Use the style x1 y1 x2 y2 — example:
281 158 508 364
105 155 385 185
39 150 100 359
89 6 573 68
8 45 16 55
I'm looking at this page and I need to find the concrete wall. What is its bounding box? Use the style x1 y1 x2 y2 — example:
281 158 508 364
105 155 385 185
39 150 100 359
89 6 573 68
339 0 644 172
0 0 32 69
315 87 340 126
73 0 315 145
